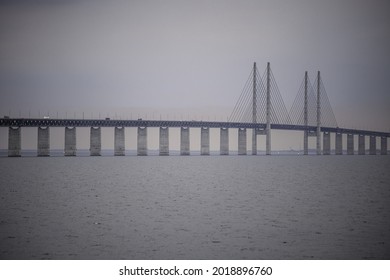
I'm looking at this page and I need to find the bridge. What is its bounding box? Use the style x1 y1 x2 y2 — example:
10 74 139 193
1 62 389 156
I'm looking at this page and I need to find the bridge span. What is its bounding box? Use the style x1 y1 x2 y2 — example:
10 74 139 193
1 118 388 157
1 62 389 157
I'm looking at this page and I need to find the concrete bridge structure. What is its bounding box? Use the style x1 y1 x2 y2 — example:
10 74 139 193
1 63 389 157
1 119 388 157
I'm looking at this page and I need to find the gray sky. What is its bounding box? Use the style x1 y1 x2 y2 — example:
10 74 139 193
1 0 390 150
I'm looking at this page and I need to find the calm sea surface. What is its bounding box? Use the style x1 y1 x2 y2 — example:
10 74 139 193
0 155 389 259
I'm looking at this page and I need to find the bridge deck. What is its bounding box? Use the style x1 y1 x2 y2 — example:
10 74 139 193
1 118 389 137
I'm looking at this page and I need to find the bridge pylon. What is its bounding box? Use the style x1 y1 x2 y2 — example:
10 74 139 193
230 62 290 155
265 62 271 155
252 62 257 155
316 71 321 155
291 69 339 155
303 71 308 155
251 62 271 155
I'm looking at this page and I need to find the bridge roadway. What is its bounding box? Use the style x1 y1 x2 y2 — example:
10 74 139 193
1 118 389 137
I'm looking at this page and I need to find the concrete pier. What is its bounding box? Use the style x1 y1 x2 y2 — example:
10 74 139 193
8 127 21 157
114 127 125 156
64 127 76 156
252 129 257 155
159 127 169 156
201 127 210 155
347 134 354 155
335 133 342 155
323 131 330 155
369 136 376 155
180 127 190 155
220 128 229 155
381 137 387 155
358 135 365 155
90 127 101 156
238 128 247 155
316 130 321 155
137 127 147 156
303 130 308 155
37 127 50 156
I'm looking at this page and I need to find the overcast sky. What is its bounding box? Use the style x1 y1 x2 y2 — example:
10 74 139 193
1 0 389 150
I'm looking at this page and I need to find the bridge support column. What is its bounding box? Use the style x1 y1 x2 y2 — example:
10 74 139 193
347 134 354 155
37 127 50 156
381 137 387 155
335 133 342 155
238 128 247 155
114 127 125 156
266 128 271 155
8 127 21 157
159 127 169 156
303 130 308 155
201 127 210 155
358 135 365 155
65 127 76 156
90 127 101 156
220 128 229 155
252 129 257 155
137 127 147 156
180 127 190 155
323 131 330 155
369 136 376 155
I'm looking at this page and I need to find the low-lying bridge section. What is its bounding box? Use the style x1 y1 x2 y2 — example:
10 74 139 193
1 62 389 157
1 118 388 157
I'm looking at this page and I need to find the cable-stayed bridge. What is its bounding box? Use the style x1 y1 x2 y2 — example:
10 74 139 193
1 62 389 156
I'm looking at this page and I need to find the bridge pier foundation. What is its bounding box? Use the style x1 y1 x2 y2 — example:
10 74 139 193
238 128 247 155
38 127 50 156
137 127 147 156
114 127 125 156
252 129 257 155
180 127 190 155
220 128 229 155
347 134 354 155
369 136 376 155
8 127 21 157
358 135 365 155
323 131 330 155
65 127 76 156
90 127 101 156
316 131 321 155
159 127 169 156
303 130 308 155
266 128 271 155
335 133 342 155
201 127 210 155
381 137 387 155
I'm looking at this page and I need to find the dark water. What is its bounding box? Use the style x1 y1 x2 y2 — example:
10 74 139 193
0 156 389 259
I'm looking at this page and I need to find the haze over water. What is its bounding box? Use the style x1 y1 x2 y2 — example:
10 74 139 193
1 156 389 259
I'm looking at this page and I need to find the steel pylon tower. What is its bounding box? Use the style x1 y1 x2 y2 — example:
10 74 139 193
316 71 321 155
265 62 271 155
252 62 257 155
303 71 308 155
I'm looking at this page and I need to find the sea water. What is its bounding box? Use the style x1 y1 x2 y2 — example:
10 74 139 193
0 155 389 259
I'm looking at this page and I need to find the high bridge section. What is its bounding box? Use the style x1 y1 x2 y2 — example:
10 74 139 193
1 62 389 157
